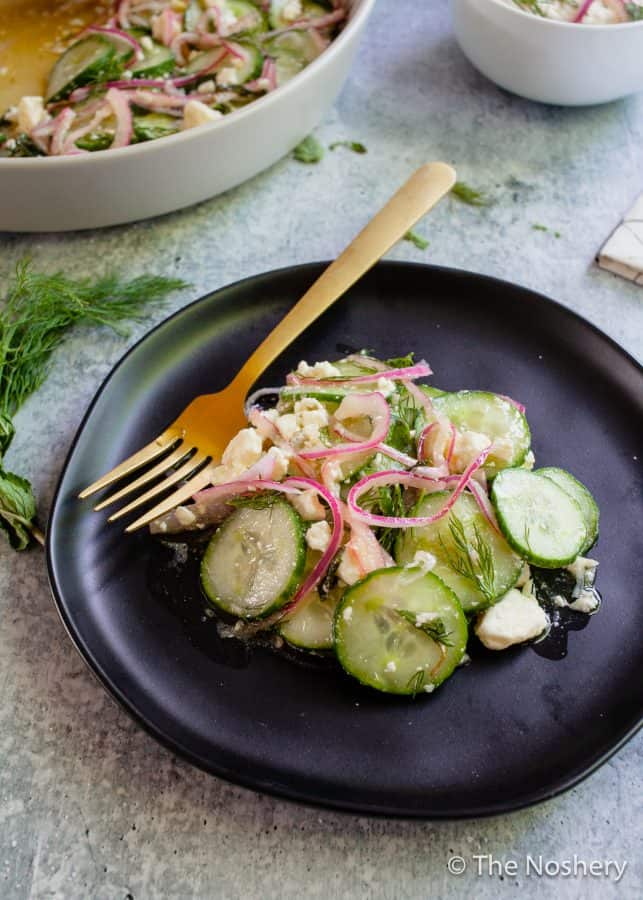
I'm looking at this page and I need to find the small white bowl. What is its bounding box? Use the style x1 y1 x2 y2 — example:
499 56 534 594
452 0 643 106
0 0 375 232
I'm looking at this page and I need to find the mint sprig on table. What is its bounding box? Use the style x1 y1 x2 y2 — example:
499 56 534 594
0 261 187 550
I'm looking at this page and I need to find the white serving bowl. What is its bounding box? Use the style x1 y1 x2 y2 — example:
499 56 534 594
452 0 643 106
0 0 375 232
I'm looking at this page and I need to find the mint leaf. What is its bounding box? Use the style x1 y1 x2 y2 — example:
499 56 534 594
293 135 324 164
0 467 36 550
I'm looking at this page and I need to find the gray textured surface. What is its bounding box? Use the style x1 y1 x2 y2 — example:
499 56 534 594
1 2 642 898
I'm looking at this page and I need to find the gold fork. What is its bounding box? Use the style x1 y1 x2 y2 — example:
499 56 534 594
79 162 457 531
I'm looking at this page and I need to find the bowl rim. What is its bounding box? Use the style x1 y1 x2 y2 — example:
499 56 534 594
0 0 376 169
485 0 643 31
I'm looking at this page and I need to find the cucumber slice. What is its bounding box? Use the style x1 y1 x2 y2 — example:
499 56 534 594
269 0 330 28
132 112 180 143
216 41 263 84
491 468 587 568
227 0 269 33
75 131 114 152
433 390 531 471
334 568 468 695
264 29 324 85
131 41 175 78
280 386 349 405
46 36 119 102
184 47 228 75
280 586 341 649
420 385 446 399
536 467 599 553
200 499 306 618
395 491 523 612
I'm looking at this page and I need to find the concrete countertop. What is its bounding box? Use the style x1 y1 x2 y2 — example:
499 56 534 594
0 2 641 898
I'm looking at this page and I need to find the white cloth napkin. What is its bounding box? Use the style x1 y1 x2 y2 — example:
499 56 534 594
598 194 643 285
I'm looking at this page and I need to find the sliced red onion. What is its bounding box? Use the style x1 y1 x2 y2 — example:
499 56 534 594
277 477 344 617
116 0 131 29
404 379 435 420
287 360 432 388
62 101 112 154
348 446 492 528
86 25 143 60
246 57 277 92
467 478 501 534
497 393 526 415
50 108 76 156
300 391 390 460
417 421 438 463
343 508 394 579
445 423 457 468
130 89 188 109
106 88 133 148
376 443 418 468
573 0 594 21
154 8 182 46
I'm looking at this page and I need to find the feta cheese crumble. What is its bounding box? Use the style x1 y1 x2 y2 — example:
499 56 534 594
296 359 341 379
475 588 549 651
306 520 332 553
181 100 223 130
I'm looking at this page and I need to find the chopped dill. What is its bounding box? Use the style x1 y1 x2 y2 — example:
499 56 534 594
625 3 643 18
403 230 429 251
397 610 454 647
451 181 490 207
329 141 368 154
406 669 426 697
439 513 496 602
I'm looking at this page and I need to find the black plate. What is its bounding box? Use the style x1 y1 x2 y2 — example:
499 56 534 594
47 263 643 818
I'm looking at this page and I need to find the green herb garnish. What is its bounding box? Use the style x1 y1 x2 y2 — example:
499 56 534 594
0 260 187 549
451 181 490 207
406 669 426 697
229 491 283 511
403 230 429 251
625 3 643 20
532 224 561 238
398 610 453 647
329 141 368 154
512 0 545 15
293 135 325 164
440 513 496 602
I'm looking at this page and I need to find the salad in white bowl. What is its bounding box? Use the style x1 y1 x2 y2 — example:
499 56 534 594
506 0 643 23
150 352 601 697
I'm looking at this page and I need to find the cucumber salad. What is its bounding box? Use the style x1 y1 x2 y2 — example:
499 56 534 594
150 352 601 697
505 1 643 24
0 1 347 157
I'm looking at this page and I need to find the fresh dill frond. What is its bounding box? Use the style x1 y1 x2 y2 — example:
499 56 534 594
397 610 454 647
329 141 368 154
440 514 496 602
228 491 283 511
406 669 426 697
626 3 643 20
386 353 415 369
451 181 490 207
512 0 546 16
377 484 405 554
0 260 187 417
403 230 429 251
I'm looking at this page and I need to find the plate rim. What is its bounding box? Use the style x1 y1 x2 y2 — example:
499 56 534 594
46 260 643 819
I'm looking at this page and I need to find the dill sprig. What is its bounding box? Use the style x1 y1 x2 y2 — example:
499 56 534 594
439 513 496 602
0 260 187 550
397 610 453 647
0 261 187 417
451 181 491 207
406 669 426 697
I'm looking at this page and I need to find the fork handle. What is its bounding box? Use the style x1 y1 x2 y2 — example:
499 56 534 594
228 161 457 396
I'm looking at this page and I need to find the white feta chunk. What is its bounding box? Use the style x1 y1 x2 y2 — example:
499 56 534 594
522 450 536 470
450 430 491 473
384 661 397 673
266 446 291 480
337 548 362 586
181 100 223 130
410 550 437 574
275 413 298 440
282 0 303 22
376 377 396 397
17 96 48 132
475 588 549 651
296 359 341 379
290 489 326 521
305 520 332 553
221 427 263 470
